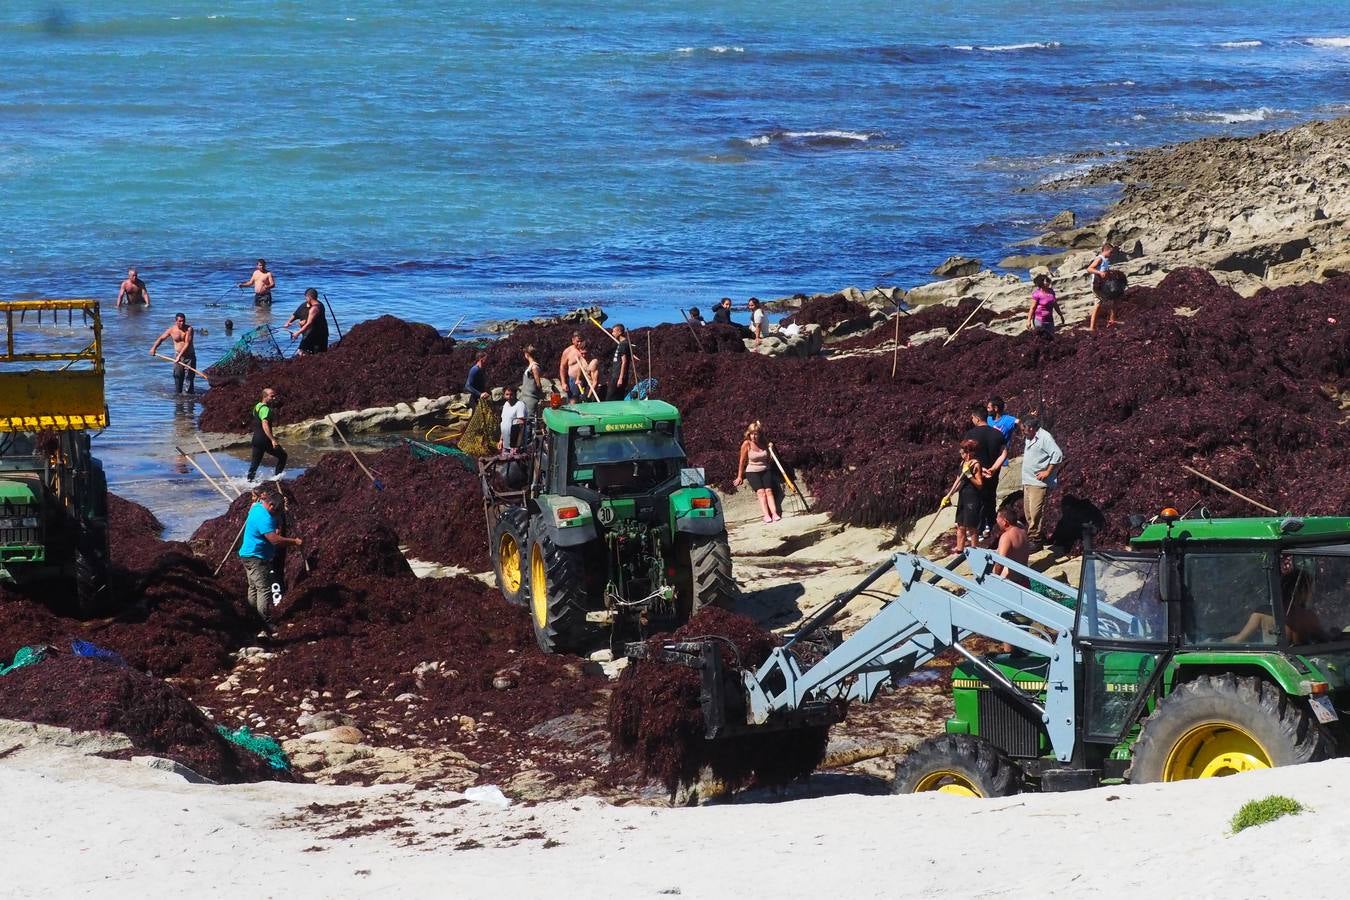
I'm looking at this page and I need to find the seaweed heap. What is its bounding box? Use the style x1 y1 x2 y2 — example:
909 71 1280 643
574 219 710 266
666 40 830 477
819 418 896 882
0 655 290 784
785 293 872 332
608 607 830 793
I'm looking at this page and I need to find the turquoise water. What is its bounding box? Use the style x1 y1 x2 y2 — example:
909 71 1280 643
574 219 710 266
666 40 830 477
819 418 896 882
3 2 1349 532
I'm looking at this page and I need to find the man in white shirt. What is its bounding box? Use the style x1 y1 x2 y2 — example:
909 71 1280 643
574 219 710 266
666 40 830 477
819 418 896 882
1019 415 1064 550
499 385 528 451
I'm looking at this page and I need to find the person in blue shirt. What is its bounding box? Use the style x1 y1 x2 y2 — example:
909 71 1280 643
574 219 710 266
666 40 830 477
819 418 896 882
238 489 303 627
985 396 1018 442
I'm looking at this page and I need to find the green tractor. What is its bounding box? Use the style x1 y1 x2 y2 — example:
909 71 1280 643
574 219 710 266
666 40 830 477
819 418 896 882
636 509 1350 795
0 300 111 614
480 399 734 653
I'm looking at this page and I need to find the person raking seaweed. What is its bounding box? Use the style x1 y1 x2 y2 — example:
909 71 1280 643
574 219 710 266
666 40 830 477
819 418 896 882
286 288 329 355
148 311 197 394
237 487 302 635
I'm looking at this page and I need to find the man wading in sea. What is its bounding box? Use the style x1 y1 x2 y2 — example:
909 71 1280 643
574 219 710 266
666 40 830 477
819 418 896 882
116 268 150 308
287 288 329 355
246 387 288 482
239 258 276 306
148 312 198 394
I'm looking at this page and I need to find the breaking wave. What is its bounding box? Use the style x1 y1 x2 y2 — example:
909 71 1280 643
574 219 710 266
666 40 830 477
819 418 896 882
1184 106 1278 124
948 41 1062 52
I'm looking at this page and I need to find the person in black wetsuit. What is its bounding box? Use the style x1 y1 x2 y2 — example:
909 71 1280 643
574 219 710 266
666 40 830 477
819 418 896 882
246 387 288 482
288 288 329 355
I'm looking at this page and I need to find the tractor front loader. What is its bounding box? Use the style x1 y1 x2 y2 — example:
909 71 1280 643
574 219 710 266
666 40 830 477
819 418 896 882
636 511 1350 795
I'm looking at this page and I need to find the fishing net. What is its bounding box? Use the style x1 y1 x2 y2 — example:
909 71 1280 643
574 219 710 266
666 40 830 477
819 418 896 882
216 725 291 771
0 645 49 676
404 437 477 471
457 396 500 458
206 325 286 380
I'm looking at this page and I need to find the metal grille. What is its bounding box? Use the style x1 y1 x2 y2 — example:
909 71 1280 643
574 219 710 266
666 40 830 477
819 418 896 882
977 689 1043 758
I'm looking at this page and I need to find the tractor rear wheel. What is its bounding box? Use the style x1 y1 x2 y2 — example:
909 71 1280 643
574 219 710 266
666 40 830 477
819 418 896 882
676 532 735 617
1127 674 1333 783
526 521 589 654
892 734 1021 798
491 507 530 607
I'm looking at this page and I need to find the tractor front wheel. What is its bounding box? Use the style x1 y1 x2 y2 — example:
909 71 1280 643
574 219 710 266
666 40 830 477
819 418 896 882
526 521 589 654
1128 674 1333 783
892 734 1021 798
491 507 530 607
675 532 735 618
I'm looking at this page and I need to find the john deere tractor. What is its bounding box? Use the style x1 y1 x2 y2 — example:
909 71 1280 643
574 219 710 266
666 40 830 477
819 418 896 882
0 300 111 614
635 509 1350 794
480 399 734 653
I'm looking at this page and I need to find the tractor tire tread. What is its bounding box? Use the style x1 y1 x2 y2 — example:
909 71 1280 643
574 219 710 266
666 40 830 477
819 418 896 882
1127 673 1335 783
686 532 736 615
491 507 531 607
892 733 1021 797
527 521 590 654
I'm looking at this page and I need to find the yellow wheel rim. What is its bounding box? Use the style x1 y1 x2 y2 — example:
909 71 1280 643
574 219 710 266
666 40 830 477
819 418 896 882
498 532 522 595
530 542 549 630
1162 723 1272 780
912 770 983 797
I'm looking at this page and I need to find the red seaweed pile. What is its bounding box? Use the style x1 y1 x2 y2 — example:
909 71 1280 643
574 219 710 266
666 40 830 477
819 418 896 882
785 293 872 332
0 654 289 783
608 607 829 792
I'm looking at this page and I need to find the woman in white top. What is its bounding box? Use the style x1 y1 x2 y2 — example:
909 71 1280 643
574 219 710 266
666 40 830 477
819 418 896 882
519 345 543 413
748 298 766 347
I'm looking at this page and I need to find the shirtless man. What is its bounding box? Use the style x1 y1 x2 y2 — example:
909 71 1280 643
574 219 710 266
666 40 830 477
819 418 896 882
116 268 150 308
148 312 198 394
238 258 276 306
567 342 601 402
992 507 1030 586
558 331 585 400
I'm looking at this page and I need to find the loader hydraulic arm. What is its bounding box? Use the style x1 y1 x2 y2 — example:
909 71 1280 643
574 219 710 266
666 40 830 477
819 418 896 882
738 549 1098 762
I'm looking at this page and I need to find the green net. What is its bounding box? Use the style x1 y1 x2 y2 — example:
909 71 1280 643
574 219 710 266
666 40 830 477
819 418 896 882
404 437 477 471
206 325 286 379
0 645 49 676
457 395 500 458
1030 578 1077 610
216 725 291 771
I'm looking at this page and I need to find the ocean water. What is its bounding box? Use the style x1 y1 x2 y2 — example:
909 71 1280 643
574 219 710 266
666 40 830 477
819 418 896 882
3 1 1349 532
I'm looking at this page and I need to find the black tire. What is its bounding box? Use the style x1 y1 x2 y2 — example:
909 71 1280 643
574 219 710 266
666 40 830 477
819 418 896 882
892 734 1021 798
676 532 735 617
1128 673 1334 783
491 507 530 607
525 519 590 654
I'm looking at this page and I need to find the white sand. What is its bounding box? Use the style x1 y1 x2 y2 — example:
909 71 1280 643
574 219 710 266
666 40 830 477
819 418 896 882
5 744 1349 899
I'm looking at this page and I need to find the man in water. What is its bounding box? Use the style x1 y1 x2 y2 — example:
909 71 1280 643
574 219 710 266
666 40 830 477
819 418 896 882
246 387 288 482
116 268 150 307
239 258 276 306
148 312 197 394
237 488 302 631
288 288 329 355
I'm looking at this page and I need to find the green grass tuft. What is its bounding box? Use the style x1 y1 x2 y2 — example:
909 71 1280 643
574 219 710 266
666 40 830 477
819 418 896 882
1231 795 1305 833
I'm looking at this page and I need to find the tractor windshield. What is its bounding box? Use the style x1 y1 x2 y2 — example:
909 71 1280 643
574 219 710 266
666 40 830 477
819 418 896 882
572 430 686 466
571 430 686 496
1282 547 1350 648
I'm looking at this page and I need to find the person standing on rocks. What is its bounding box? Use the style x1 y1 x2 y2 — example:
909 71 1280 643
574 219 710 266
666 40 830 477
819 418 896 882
116 268 150 307
246 387 288 482
288 288 329 355
148 312 197 394
606 324 635 400
986 397 1018 443
1026 274 1063 338
558 332 585 401
238 488 302 631
239 258 275 306
992 506 1030 585
1019 415 1064 551
734 421 780 524
568 342 601 402
942 439 985 554
465 350 488 409
1086 242 1119 331
519 345 543 414
964 404 1006 541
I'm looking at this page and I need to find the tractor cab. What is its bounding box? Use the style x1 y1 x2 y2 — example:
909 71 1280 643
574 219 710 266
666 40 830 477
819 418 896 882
544 401 689 498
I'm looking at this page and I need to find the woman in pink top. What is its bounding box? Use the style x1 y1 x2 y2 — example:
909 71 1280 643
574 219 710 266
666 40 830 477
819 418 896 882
734 420 780 524
1026 273 1063 337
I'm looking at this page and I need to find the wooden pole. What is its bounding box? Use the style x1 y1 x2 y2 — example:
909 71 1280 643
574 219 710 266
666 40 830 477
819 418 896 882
890 309 902 378
447 315 466 338
767 443 811 513
942 294 992 347
322 292 344 341
215 518 248 576
679 310 706 352
195 434 241 498
1181 465 1278 515
589 316 641 359
175 446 237 503
327 416 384 489
153 353 212 384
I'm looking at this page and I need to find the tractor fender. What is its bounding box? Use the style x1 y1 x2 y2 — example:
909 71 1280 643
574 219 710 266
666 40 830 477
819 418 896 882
535 495 597 548
670 487 725 536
